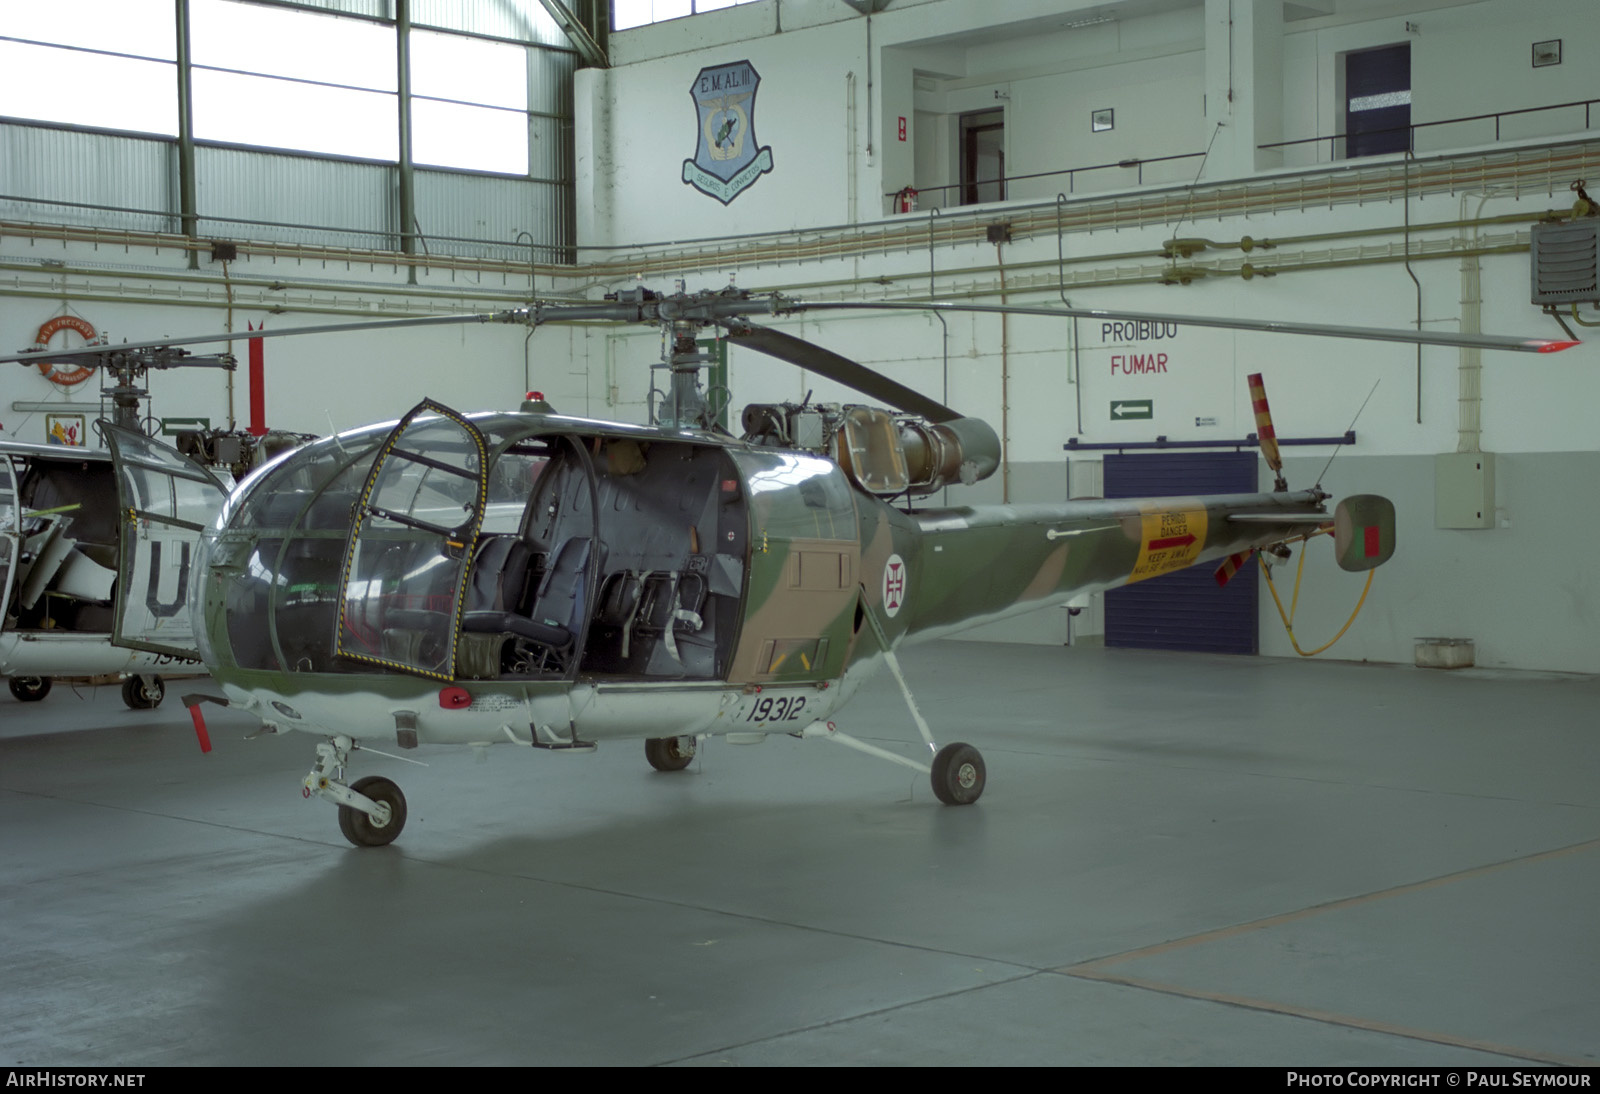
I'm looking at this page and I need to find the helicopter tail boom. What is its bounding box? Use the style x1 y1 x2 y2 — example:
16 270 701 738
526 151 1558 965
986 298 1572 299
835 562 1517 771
896 490 1341 642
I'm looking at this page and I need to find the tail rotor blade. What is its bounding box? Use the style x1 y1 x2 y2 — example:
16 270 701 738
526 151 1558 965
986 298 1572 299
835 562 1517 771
1247 372 1287 491
1214 550 1254 587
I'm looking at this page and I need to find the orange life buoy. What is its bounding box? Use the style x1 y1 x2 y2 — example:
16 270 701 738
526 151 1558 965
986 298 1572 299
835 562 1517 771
33 315 98 387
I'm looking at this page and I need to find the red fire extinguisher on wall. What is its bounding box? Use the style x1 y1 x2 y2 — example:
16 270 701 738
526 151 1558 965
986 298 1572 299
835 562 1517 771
896 186 918 213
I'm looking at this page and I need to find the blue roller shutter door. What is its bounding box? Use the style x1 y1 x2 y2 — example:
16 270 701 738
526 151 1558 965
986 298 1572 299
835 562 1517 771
1104 451 1259 654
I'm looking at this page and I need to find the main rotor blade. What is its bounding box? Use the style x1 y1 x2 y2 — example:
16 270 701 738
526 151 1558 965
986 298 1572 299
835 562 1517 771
0 311 532 369
724 323 959 422
789 300 1579 355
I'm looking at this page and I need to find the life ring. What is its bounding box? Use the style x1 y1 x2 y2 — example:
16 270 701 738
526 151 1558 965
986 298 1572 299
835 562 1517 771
33 315 98 387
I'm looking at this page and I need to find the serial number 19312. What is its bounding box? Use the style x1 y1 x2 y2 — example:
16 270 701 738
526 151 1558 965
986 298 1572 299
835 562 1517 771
746 695 808 722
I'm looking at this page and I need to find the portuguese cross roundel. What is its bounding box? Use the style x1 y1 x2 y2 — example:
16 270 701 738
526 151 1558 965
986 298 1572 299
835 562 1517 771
882 554 906 618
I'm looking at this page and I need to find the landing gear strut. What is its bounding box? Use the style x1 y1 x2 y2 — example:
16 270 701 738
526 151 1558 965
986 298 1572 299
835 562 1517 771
813 605 988 806
304 736 408 847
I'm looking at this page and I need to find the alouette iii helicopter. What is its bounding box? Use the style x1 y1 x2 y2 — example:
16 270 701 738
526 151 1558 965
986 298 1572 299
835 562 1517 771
0 340 305 708
0 287 1575 846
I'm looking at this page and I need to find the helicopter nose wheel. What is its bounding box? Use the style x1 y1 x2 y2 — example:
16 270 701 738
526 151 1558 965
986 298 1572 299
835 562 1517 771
304 737 409 847
931 742 986 805
337 776 408 847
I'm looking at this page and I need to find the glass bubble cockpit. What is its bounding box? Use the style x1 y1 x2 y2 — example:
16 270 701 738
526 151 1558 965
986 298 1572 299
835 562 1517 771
194 401 776 687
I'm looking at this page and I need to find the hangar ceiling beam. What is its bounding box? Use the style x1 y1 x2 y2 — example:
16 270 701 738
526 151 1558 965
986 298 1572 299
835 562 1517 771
175 0 198 269
536 0 608 69
397 0 417 276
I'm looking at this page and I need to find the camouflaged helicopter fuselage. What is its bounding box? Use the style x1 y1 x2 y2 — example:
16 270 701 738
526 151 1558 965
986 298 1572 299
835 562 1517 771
189 405 1332 750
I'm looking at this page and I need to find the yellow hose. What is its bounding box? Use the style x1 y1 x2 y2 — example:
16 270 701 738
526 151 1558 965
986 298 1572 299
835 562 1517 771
1257 531 1375 657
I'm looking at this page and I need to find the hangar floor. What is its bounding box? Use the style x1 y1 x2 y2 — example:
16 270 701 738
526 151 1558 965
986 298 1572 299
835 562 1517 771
1 641 1596 1067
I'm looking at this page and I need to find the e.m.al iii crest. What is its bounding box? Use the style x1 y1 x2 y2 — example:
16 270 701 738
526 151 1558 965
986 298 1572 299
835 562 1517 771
682 60 774 205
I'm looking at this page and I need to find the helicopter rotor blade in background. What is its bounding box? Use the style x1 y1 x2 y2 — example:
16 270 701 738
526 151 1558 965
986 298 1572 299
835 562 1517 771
785 299 1580 355
0 311 536 370
722 323 959 422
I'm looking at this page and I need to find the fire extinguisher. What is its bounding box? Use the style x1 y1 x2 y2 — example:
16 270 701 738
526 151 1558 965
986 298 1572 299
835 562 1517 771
896 186 918 213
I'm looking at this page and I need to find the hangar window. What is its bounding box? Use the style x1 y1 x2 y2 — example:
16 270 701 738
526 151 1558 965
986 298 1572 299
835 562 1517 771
0 0 176 136
411 30 531 176
612 0 763 32
1343 43 1412 159
191 1 399 161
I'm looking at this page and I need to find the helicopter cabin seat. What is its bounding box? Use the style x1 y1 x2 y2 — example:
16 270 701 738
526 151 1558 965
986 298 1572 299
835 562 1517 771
593 566 708 669
457 534 596 677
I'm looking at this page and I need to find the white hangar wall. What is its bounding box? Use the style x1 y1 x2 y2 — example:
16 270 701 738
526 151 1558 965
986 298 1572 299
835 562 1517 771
575 0 1600 673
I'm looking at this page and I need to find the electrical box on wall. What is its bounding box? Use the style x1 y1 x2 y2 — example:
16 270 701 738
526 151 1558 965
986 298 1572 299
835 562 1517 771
1435 452 1496 529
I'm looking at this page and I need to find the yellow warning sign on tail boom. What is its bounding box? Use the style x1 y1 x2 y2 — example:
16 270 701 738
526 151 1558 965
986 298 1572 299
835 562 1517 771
1129 506 1207 583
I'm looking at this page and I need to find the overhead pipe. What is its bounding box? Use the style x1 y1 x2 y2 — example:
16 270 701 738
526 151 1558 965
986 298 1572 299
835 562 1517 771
8 136 1595 286
0 237 1542 321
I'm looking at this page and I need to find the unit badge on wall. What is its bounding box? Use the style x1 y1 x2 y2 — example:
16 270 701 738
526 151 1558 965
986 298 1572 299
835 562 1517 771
45 413 86 446
682 60 774 205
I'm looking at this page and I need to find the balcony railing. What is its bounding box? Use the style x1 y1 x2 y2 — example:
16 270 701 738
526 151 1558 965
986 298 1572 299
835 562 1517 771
888 151 1206 214
899 98 1600 215
1259 97 1600 162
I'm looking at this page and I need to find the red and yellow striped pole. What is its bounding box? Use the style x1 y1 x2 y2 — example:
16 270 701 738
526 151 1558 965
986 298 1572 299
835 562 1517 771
1248 372 1287 491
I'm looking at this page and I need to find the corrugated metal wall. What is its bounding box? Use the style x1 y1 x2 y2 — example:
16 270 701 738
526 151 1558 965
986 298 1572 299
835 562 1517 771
0 126 178 234
196 147 396 250
416 170 569 260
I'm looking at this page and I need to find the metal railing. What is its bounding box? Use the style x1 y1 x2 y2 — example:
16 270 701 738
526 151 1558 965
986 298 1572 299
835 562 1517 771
898 99 1599 214
1259 97 1600 159
888 150 1206 209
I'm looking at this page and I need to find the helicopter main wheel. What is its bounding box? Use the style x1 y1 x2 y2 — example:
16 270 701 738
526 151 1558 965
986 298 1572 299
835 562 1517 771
645 735 697 772
120 675 165 710
9 676 52 702
337 775 408 848
931 742 986 805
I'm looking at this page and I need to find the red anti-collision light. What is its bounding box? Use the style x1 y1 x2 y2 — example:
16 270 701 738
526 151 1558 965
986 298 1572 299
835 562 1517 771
526 390 545 400
439 687 472 710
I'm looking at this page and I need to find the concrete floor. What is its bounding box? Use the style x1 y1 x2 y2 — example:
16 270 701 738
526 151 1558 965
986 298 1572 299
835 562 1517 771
1 642 1596 1067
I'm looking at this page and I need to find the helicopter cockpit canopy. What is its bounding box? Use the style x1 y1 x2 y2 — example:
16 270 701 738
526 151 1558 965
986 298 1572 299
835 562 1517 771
197 400 866 687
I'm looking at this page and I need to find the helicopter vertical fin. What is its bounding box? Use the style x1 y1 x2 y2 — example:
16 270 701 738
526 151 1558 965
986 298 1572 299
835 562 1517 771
1334 494 1397 571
